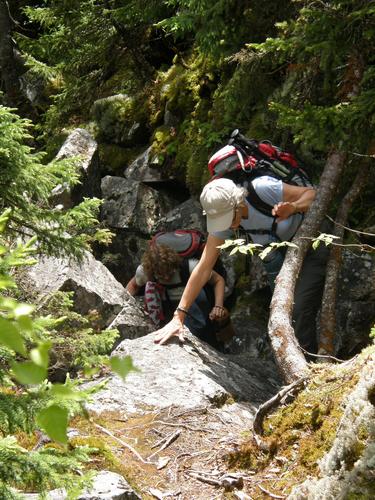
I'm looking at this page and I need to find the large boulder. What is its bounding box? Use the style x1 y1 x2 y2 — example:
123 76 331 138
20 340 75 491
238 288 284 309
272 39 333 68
91 94 149 146
124 146 170 183
24 251 153 337
51 128 101 208
88 332 280 415
101 176 177 234
152 198 206 233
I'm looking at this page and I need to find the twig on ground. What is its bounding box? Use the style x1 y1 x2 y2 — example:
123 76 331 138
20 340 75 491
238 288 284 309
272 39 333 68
207 409 228 425
148 430 181 460
93 422 147 464
154 419 211 432
186 471 222 486
171 406 208 419
175 450 211 460
151 432 171 449
258 484 286 499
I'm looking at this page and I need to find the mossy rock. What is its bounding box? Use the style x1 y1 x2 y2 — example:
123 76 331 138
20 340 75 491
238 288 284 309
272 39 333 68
91 94 150 146
98 143 142 176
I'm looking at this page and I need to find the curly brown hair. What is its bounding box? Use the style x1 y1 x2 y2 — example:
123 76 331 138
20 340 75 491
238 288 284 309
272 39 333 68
142 244 182 283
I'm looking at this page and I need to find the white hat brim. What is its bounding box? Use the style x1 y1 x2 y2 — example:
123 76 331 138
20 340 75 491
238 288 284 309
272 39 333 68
206 209 234 233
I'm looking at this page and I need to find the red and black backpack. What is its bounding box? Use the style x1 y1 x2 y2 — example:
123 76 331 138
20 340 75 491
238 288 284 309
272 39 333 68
208 129 313 219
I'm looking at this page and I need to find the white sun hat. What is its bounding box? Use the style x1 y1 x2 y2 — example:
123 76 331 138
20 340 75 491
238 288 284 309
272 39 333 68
200 178 241 233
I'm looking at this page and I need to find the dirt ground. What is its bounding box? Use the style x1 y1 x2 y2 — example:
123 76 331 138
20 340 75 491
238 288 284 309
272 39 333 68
81 402 289 500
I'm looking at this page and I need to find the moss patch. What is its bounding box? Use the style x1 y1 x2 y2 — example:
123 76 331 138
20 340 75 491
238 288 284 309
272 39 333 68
98 143 143 176
226 357 368 498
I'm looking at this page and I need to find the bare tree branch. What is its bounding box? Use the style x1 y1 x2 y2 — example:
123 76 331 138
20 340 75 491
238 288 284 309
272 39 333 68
326 215 375 237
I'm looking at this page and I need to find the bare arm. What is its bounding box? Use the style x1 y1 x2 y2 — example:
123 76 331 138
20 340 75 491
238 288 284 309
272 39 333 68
154 234 224 344
272 183 316 222
126 276 140 296
208 270 226 320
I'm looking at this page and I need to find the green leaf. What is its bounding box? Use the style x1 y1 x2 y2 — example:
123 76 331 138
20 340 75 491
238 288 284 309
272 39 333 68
49 383 84 400
17 315 34 332
259 247 273 260
0 276 15 289
14 303 34 317
239 246 249 254
11 361 47 385
30 341 51 368
312 239 320 250
110 355 140 380
0 317 27 355
229 246 240 255
36 405 68 444
0 208 11 232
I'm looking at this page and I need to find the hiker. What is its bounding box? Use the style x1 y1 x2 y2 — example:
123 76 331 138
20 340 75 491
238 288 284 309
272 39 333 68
126 239 232 348
154 177 328 354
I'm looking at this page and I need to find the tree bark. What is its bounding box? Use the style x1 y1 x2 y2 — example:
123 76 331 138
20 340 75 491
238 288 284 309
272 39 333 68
318 163 369 355
0 0 23 107
268 151 346 383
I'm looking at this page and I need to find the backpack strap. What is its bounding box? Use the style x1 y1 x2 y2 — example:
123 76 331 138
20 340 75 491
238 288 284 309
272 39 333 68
246 181 273 217
245 181 279 240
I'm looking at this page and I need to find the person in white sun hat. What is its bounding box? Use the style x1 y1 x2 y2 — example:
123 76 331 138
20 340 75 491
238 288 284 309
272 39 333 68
154 176 328 355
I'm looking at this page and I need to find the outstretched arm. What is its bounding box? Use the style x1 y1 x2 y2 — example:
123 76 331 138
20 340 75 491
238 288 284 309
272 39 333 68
154 234 224 344
272 183 316 222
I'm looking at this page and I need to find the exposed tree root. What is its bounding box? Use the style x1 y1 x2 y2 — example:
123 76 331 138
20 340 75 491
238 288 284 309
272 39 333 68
253 377 308 437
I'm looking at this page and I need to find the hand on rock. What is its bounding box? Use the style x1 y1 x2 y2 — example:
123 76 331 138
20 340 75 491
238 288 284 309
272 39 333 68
153 316 185 345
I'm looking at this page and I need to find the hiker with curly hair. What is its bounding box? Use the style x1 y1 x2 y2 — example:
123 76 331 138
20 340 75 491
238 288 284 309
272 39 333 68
126 242 230 348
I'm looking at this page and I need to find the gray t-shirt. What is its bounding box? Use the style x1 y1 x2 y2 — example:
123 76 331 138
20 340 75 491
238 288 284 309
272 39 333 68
212 176 303 245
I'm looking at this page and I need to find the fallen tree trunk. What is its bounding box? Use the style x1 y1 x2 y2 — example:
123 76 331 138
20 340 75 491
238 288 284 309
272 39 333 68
268 151 347 383
318 162 370 355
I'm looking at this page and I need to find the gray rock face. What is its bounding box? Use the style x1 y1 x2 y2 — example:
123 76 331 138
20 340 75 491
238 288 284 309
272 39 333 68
99 230 149 286
108 301 154 343
23 470 141 499
88 332 279 415
25 251 152 334
101 176 177 233
336 251 375 354
124 147 170 183
153 198 206 233
51 128 101 208
225 287 271 357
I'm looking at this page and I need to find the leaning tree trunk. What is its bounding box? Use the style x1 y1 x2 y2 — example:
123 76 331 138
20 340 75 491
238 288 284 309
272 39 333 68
269 52 364 383
268 151 346 383
318 163 370 355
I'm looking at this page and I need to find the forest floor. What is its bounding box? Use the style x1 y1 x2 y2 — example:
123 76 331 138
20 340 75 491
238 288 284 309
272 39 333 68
74 400 293 500
70 352 372 500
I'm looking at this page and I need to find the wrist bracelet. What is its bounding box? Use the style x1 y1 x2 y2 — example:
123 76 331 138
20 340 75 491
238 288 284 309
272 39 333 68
175 306 193 319
214 305 225 310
